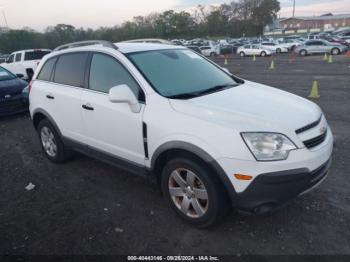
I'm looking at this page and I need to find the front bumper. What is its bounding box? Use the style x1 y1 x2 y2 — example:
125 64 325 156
0 94 29 117
232 158 331 214
217 127 334 214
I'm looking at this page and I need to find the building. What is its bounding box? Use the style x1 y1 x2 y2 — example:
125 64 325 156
265 14 350 36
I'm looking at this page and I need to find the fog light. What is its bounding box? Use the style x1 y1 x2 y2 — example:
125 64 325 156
234 174 253 181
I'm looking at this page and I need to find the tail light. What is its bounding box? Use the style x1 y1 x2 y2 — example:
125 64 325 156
28 81 33 93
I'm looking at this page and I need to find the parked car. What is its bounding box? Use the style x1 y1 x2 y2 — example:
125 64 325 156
261 42 289 53
295 40 347 56
0 66 29 116
186 46 202 54
29 40 333 227
319 36 349 47
199 46 218 57
237 45 272 57
276 39 302 51
1 49 51 81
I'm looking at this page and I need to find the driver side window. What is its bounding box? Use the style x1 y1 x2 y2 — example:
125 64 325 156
89 53 145 102
7 54 14 63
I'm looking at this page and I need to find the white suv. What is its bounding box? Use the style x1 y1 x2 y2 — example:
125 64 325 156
29 41 333 227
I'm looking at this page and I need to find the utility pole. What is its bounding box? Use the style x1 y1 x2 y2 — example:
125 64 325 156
0 7 8 28
292 0 296 18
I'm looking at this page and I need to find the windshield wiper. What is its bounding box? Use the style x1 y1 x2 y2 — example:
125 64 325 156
168 84 237 100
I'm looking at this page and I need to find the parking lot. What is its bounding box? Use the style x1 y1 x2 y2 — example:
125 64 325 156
0 53 349 255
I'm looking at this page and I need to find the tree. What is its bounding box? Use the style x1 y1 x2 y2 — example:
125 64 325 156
0 1 282 53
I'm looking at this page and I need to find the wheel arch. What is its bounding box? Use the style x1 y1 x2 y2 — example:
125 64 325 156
150 141 237 201
32 108 63 138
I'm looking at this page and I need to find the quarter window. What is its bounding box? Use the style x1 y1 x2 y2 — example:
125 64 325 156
54 53 88 87
89 53 144 101
37 57 57 81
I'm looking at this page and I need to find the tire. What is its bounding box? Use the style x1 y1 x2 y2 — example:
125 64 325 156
37 119 71 163
276 48 281 53
161 156 231 228
210 52 215 57
299 50 307 56
331 48 340 55
261 51 267 57
239 52 245 57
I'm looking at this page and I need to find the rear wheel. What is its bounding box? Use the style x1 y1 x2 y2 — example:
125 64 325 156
276 48 282 53
161 157 230 228
331 48 340 55
261 51 267 57
37 119 71 163
210 52 215 57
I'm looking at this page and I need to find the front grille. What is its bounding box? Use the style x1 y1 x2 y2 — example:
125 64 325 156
296 116 322 134
303 130 327 149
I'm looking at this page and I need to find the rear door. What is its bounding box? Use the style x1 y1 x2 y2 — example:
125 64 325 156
47 52 88 142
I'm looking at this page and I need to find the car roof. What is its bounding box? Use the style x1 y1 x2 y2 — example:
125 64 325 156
116 43 184 54
12 49 51 54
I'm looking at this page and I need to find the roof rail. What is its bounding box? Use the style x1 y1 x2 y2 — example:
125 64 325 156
54 40 118 52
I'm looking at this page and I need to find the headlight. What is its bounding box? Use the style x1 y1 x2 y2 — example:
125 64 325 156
241 133 297 161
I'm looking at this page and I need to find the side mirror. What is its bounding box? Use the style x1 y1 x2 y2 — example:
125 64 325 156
16 73 24 78
109 84 141 113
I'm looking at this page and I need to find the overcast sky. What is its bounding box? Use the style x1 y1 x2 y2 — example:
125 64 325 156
0 0 349 31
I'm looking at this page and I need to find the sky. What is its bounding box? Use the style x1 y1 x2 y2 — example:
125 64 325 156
0 0 349 31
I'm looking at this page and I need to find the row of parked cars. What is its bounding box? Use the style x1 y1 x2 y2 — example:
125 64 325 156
170 34 349 57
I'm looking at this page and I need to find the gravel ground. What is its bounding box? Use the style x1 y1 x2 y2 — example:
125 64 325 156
0 54 349 255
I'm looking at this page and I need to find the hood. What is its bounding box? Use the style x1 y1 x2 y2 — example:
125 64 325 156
169 81 321 133
0 78 27 96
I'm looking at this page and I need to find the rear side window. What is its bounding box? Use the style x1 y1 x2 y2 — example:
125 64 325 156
89 53 144 101
37 57 57 81
24 51 51 61
15 53 22 62
54 53 88 87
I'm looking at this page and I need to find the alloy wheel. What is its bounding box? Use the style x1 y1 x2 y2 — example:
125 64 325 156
168 168 209 218
40 126 57 157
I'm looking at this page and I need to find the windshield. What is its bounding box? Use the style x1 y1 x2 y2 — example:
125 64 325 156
0 66 16 81
127 49 239 98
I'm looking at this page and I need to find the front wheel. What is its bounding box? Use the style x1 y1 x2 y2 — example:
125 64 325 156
276 48 281 53
299 49 307 56
210 52 215 57
331 48 340 55
239 52 245 57
261 51 267 57
161 157 230 228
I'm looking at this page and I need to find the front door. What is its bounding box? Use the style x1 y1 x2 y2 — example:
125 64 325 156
81 52 146 165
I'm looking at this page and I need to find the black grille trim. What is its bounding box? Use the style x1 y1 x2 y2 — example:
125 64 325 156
296 116 322 134
303 130 327 149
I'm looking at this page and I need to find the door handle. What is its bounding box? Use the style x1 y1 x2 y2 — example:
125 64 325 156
82 104 94 111
46 94 55 100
